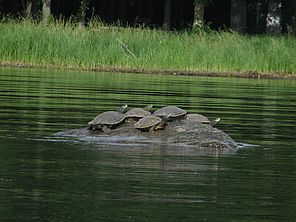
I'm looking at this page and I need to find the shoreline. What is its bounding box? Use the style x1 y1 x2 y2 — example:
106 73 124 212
1 61 296 80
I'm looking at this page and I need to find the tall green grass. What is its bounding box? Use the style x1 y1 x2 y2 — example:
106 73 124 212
1 19 296 74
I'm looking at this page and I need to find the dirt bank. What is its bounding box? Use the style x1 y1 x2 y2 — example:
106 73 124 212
1 61 296 80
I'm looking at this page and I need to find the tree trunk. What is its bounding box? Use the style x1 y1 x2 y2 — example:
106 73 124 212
246 0 258 34
26 0 39 19
79 0 92 29
230 0 247 33
42 0 51 24
26 0 33 17
163 0 172 29
79 1 86 29
281 0 296 35
258 0 269 34
193 1 204 28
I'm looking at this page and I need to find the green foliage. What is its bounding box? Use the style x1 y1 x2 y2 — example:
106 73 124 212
78 0 91 18
0 19 296 74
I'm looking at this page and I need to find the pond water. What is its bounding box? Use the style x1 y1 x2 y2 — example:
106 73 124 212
0 67 296 221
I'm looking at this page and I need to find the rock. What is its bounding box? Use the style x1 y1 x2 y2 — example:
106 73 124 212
54 118 238 151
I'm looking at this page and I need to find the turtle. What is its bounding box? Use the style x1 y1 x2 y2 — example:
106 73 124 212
186 114 211 124
87 104 128 131
124 105 153 122
134 114 170 132
153 106 187 120
187 114 220 127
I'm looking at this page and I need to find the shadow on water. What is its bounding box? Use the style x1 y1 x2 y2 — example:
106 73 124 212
0 67 296 221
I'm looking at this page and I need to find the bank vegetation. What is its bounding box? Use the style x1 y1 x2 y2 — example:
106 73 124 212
1 19 296 78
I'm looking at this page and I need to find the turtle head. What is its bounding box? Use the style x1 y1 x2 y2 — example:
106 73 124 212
118 104 128 113
210 118 220 127
144 104 153 111
154 114 171 131
162 113 171 123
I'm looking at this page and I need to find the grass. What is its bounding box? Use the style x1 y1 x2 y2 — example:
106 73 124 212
1 19 296 75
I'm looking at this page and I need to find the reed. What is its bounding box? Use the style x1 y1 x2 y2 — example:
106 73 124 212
0 19 296 75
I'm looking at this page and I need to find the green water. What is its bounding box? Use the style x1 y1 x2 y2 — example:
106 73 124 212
0 67 296 221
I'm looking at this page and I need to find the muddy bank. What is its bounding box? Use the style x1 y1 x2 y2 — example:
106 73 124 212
1 61 296 80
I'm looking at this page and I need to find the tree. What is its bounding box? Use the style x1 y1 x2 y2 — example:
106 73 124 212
26 0 39 19
258 0 269 33
193 0 211 28
246 0 271 34
42 0 51 24
78 0 91 28
281 0 296 35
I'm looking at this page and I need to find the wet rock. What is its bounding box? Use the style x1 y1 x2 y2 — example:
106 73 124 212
55 118 238 151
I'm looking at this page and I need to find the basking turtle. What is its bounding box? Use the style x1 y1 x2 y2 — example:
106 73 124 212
186 114 210 124
134 114 170 132
124 105 153 121
87 104 128 131
153 106 187 120
187 114 220 127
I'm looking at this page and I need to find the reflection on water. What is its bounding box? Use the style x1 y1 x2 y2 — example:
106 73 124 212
0 67 296 221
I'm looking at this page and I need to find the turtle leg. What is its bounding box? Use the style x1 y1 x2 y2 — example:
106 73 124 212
93 125 99 131
87 124 94 130
102 125 111 132
149 126 155 133
157 124 165 130
92 124 103 131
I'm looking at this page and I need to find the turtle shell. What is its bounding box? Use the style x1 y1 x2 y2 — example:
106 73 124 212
125 108 151 119
134 116 162 130
88 111 125 126
186 114 210 124
153 106 187 118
